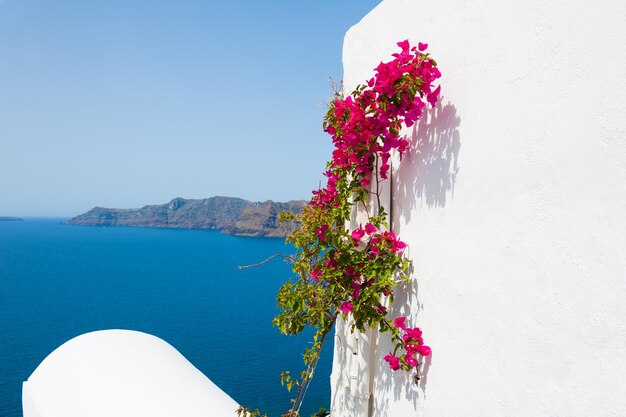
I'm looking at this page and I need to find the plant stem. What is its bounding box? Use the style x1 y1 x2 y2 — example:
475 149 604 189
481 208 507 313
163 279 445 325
287 316 337 416
375 153 382 215
237 254 296 269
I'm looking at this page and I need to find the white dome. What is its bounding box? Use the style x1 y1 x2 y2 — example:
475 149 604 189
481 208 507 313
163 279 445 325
23 330 239 417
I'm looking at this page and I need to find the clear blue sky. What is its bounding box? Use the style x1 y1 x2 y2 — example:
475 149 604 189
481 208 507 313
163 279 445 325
0 0 381 216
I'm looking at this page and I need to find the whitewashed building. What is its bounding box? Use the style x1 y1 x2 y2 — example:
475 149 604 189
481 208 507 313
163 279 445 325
330 1 626 416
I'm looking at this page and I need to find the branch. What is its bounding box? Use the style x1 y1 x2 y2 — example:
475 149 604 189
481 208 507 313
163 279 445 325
287 316 337 417
359 198 371 220
237 254 296 270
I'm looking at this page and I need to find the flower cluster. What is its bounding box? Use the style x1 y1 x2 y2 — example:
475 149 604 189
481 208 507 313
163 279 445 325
384 316 432 371
312 39 441 209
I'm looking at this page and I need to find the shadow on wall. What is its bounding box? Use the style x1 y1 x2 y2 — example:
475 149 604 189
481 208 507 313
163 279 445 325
372 100 461 416
373 265 431 416
394 99 461 222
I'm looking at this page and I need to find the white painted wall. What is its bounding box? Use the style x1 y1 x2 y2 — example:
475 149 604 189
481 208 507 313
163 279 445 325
23 330 239 417
331 1 626 416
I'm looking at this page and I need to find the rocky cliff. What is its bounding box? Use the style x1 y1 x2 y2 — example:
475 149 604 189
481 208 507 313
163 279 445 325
65 196 305 237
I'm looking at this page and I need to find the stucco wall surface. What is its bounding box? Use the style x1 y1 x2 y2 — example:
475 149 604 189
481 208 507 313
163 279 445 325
331 1 626 416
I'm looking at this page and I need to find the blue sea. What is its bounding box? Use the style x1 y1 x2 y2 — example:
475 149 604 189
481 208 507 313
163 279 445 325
0 218 332 417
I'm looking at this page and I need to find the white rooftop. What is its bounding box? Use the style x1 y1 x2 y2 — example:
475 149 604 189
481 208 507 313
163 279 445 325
23 329 239 417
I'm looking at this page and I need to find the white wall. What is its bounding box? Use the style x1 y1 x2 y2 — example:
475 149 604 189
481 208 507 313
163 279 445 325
331 1 626 416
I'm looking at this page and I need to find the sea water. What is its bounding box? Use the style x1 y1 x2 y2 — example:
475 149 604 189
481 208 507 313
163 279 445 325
0 218 332 417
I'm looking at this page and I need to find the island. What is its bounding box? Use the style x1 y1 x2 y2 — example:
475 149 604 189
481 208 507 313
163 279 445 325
0 217 23 221
65 196 306 237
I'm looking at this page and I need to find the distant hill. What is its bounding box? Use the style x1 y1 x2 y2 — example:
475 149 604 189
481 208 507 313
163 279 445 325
65 196 306 237
0 217 23 221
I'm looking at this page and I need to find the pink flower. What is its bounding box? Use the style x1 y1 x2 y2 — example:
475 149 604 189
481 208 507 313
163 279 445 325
427 85 441 107
324 257 338 269
418 42 428 51
365 223 377 235
314 224 329 242
384 354 401 371
394 317 407 330
404 353 418 368
380 163 390 179
397 39 410 52
310 268 322 282
404 343 417 353
416 345 432 356
390 238 407 254
351 227 365 242
340 301 354 314
406 327 423 340
350 281 361 299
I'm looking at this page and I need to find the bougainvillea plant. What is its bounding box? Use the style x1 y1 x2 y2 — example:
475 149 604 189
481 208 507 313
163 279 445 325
237 40 440 417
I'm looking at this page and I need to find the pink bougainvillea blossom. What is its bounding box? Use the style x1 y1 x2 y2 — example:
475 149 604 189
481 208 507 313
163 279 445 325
351 227 366 245
310 268 322 283
314 224 329 242
387 319 431 373
406 327 422 340
340 301 354 314
350 281 361 299
365 223 377 235
427 85 441 107
323 257 338 269
417 345 432 356
404 354 419 368
384 354 401 371
394 316 407 330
